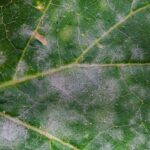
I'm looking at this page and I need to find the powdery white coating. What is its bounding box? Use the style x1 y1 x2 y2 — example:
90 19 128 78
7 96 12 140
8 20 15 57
11 24 32 41
100 78 120 102
50 74 72 97
36 143 50 150
61 0 77 12
33 46 51 70
94 112 116 130
111 45 125 62
0 51 6 65
109 129 124 141
50 68 99 99
129 84 149 99
42 105 88 142
116 13 125 22
85 132 113 150
146 14 150 20
0 119 27 147
19 24 32 38
131 47 144 60
101 143 113 150
106 0 115 11
131 0 140 10
128 127 146 149
16 60 28 78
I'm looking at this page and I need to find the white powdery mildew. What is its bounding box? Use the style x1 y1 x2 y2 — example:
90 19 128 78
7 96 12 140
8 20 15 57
129 85 148 99
33 46 51 70
116 13 125 22
108 128 124 141
11 24 32 41
50 69 96 99
105 0 115 11
131 47 144 60
0 52 6 66
36 143 50 150
19 24 32 38
146 13 150 20
101 143 113 150
16 60 28 78
82 68 102 84
42 105 88 142
94 111 116 130
0 119 27 147
101 78 120 102
111 45 125 61
61 0 77 12
128 127 146 149
50 74 71 98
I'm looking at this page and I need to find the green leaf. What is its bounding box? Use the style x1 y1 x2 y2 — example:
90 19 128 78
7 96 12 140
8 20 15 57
0 0 150 149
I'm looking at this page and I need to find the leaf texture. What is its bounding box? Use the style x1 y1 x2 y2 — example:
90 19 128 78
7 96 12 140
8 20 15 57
0 0 150 149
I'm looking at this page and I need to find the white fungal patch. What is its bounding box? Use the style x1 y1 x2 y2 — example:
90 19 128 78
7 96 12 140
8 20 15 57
128 127 146 149
146 14 150 20
129 85 148 99
50 69 99 99
101 143 113 150
131 47 144 60
101 79 120 102
111 46 125 61
42 105 88 140
15 60 28 78
33 46 51 70
93 112 116 131
116 13 125 22
36 143 50 150
0 52 6 66
109 129 124 141
61 0 77 12
0 119 27 147
130 0 140 10
106 0 115 11
50 74 72 98
19 24 32 38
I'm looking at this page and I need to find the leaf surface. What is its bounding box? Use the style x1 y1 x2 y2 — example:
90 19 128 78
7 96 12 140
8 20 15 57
0 0 150 149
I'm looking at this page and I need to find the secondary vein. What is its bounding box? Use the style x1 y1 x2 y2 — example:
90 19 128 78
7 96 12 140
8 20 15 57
0 63 149 90
12 0 52 79
74 3 150 63
0 112 79 150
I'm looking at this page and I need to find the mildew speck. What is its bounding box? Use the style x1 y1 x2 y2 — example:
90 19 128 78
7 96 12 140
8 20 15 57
0 52 6 66
0 119 27 147
42 105 88 141
128 127 146 149
19 24 32 38
109 128 124 141
15 60 28 78
131 47 144 60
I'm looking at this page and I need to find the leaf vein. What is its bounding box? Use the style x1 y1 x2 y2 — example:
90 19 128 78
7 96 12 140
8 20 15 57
0 112 79 150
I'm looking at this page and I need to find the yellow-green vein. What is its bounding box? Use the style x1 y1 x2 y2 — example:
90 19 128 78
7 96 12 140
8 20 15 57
13 0 52 79
74 3 150 63
0 112 79 150
0 63 149 90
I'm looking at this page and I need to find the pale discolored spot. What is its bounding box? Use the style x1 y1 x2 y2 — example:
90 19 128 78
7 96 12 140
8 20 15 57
15 60 28 79
131 47 144 60
0 119 27 147
59 25 73 42
0 52 6 66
